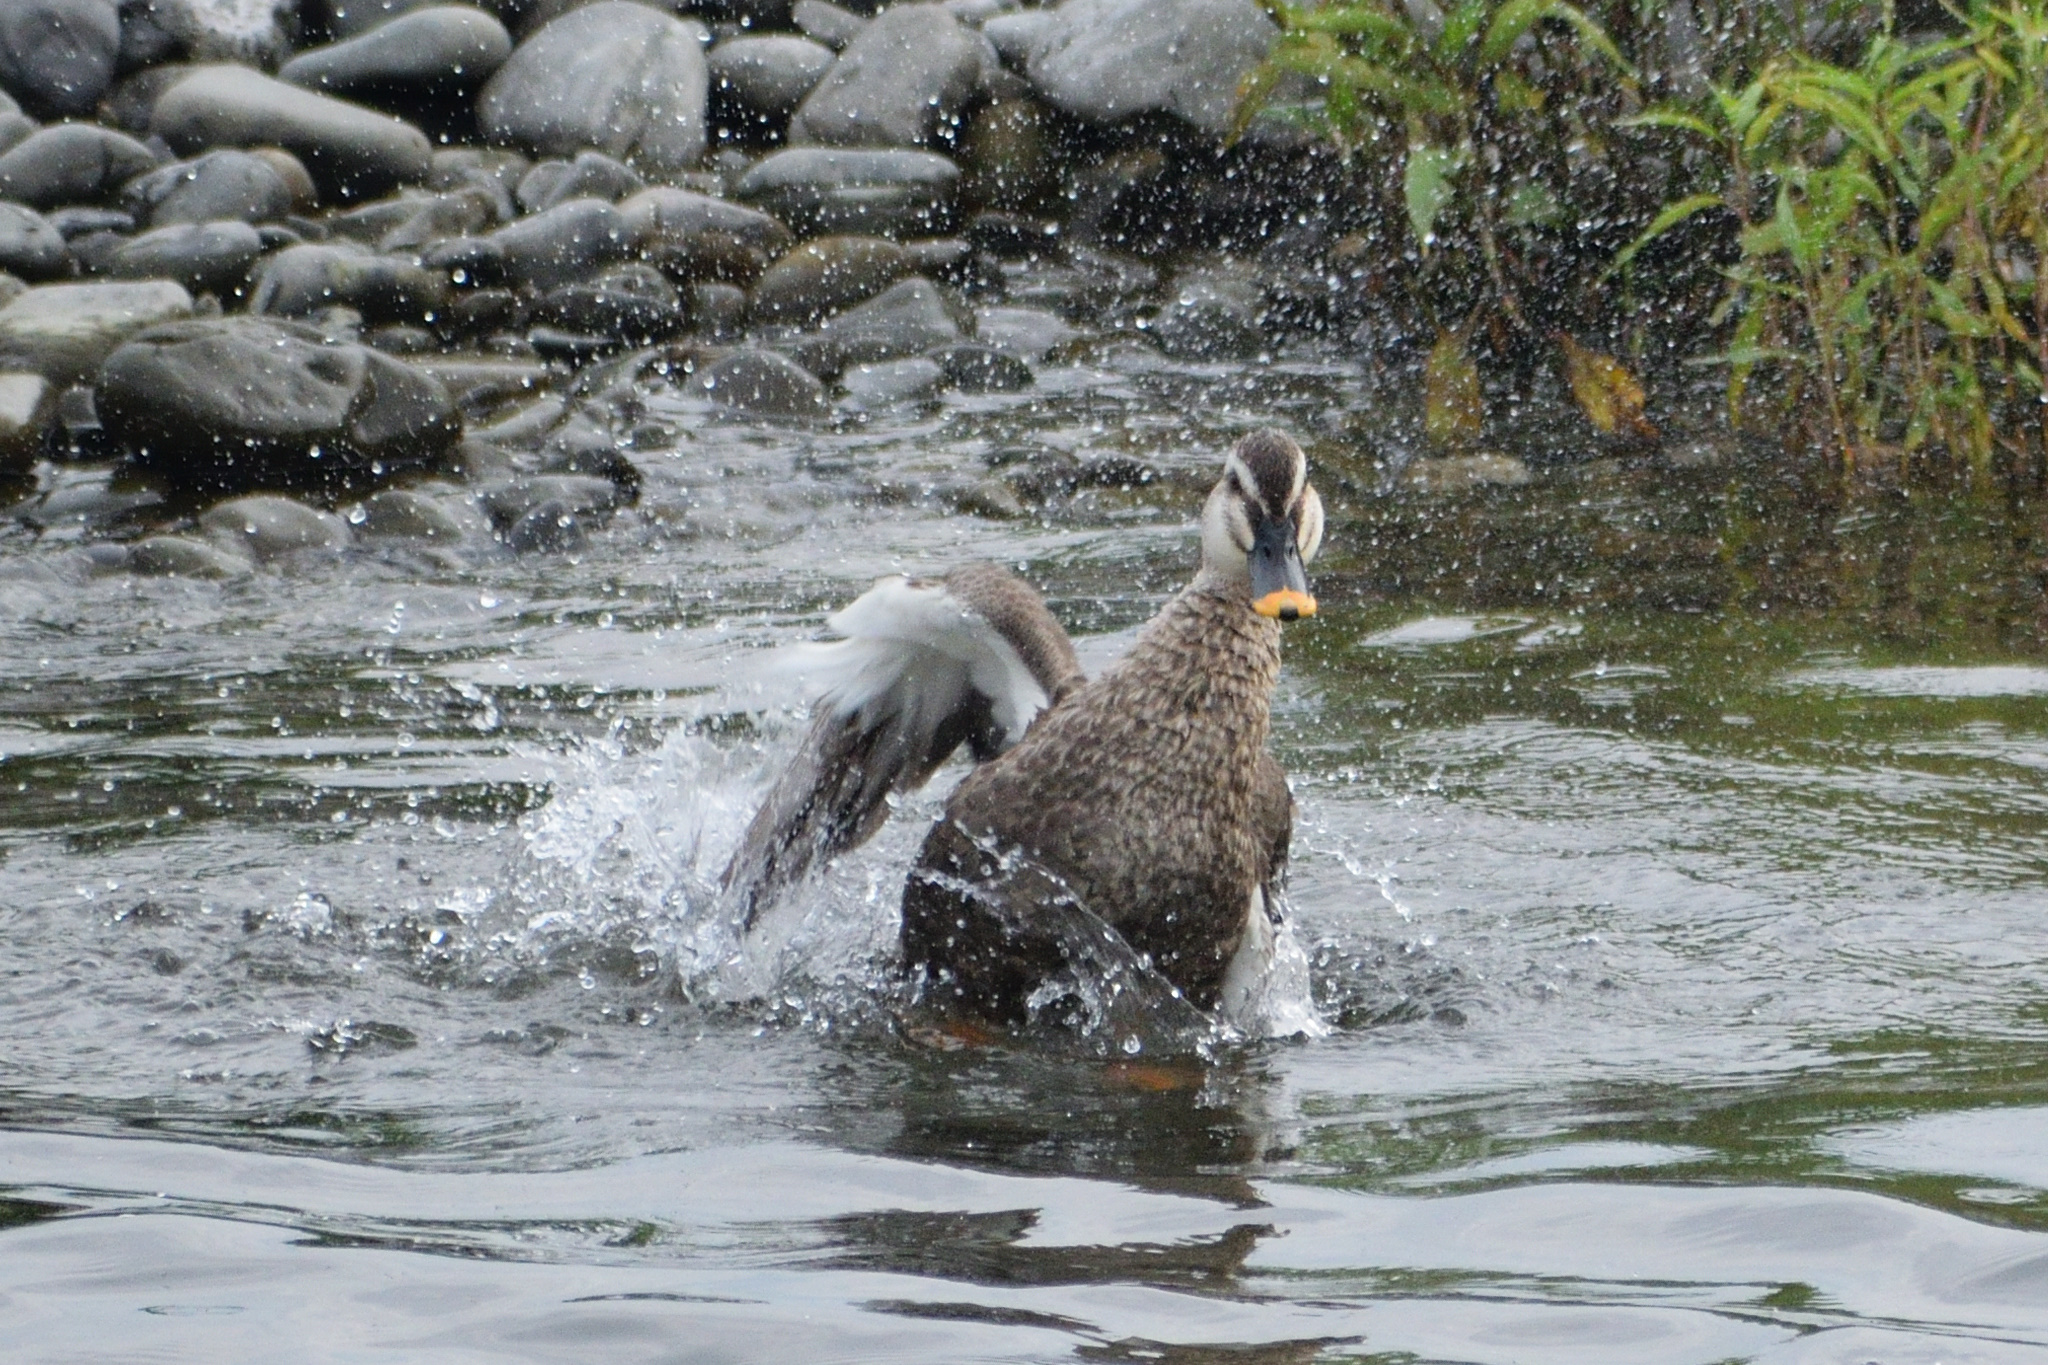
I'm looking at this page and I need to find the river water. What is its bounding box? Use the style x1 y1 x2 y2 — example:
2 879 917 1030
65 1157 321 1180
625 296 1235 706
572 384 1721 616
4 343 2048 1363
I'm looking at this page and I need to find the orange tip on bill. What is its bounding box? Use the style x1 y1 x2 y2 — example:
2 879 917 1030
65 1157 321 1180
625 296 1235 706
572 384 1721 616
1253 589 1317 621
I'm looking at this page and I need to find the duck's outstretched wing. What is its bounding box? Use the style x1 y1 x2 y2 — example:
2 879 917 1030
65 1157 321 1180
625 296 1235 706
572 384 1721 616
722 563 1082 928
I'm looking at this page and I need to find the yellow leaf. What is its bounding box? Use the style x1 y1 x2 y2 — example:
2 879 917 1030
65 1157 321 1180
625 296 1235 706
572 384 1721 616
1557 332 1658 440
1424 330 1483 449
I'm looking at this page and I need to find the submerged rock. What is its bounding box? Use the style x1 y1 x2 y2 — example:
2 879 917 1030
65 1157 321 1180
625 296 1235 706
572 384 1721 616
478 2 709 176
788 3 981 150
352 485 468 539
789 274 963 373
840 354 944 403
1024 0 1276 139
928 342 1031 391
98 316 461 493
973 303 1082 359
734 147 958 238
151 64 434 202
126 533 252 577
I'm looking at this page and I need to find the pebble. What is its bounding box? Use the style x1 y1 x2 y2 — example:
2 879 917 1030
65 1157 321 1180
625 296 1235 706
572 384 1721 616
621 186 792 284
279 5 513 103
351 486 467 539
150 0 301 66
248 241 446 324
487 196 633 290
1025 0 1277 139
708 35 836 131
789 274 962 374
1149 268 1268 358
690 348 829 418
151 64 435 202
126 533 251 577
0 279 194 386
689 281 746 337
748 234 908 325
516 151 644 214
101 220 267 300
123 149 300 227
973 304 1082 359
530 263 684 346
735 147 959 238
840 354 945 404
0 204 74 282
928 342 1032 391
477 2 709 177
198 494 353 558
792 0 867 51
960 98 1058 212
788 4 981 150
98 316 461 494
0 125 163 211
0 0 121 119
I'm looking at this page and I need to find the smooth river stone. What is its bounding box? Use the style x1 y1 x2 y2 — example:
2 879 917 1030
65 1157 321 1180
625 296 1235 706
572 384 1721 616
839 354 944 403
620 186 791 283
0 0 120 119
280 6 513 101
197 495 352 558
122 150 299 227
748 234 908 325
1024 0 1277 138
787 273 962 374
486 197 633 290
101 220 266 299
477 2 709 176
0 125 162 210
99 316 461 494
125 533 253 577
151 65 434 202
791 0 865 51
529 263 683 345
515 151 643 214
0 279 194 385
248 242 446 324
789 4 981 150
734 147 959 238
0 204 73 282
708 36 834 128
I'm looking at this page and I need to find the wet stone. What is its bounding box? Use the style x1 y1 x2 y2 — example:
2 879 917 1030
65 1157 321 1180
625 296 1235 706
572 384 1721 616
792 0 866 51
323 0 445 39
690 348 828 418
477 2 709 177
372 188 503 252
973 303 1082 359
621 186 792 284
0 0 121 119
487 197 633 291
249 242 445 324
48 208 135 239
0 279 194 386
516 152 644 215
979 7 1050 66
0 205 73 283
481 472 622 528
961 98 1058 213
748 234 908 326
789 274 962 374
788 3 981 150
280 5 513 103
734 147 959 239
1149 269 1268 359
144 0 302 66
1025 0 1277 139
126 533 251 577
123 150 298 228
0 369 47 469
151 64 435 202
352 486 466 539
531 263 684 346
197 494 352 558
101 220 266 300
839 354 944 404
708 35 835 131
928 342 1031 391
0 124 162 211
689 281 747 339
98 316 462 494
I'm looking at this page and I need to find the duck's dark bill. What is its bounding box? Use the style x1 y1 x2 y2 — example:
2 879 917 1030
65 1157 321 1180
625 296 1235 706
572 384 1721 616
1254 589 1317 620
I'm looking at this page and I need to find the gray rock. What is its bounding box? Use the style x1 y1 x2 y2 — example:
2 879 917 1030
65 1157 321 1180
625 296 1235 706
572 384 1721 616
620 185 790 283
1149 268 1266 357
0 109 33 158
151 64 434 202
515 150 643 213
369 187 503 250
249 241 446 323
281 6 513 101
839 354 943 403
708 34 834 125
197 495 352 557
973 303 1081 358
100 61 194 134
0 279 193 385
946 0 1016 24
126 533 251 577
0 0 120 119
478 2 709 176
0 368 47 468
688 280 745 337
928 341 1030 390
748 233 907 325
789 4 980 149
46 206 133 238
100 317 462 493
531 262 683 344
0 204 73 282
733 146 958 238
323 0 447 39
487 196 633 290
0 124 161 210
133 0 301 65
789 273 961 373
791 0 864 50
352 486 466 539
101 220 266 299
481 470 621 525
1025 0 1276 138
978 7 1048 66
690 347 827 417
123 150 298 227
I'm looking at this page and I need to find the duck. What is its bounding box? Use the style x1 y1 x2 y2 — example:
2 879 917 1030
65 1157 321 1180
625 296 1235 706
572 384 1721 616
722 428 1324 1029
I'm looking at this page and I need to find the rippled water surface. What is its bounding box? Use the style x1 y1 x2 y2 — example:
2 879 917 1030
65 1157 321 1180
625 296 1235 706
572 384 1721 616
5 347 2048 1363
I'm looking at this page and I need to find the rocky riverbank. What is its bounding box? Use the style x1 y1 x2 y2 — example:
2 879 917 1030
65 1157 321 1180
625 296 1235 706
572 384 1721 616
0 0 1379 576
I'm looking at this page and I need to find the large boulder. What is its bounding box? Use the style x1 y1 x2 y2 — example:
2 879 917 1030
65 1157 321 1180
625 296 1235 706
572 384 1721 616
0 0 120 119
280 6 514 105
97 316 461 493
733 147 958 238
478 2 709 176
0 279 194 386
151 64 434 202
1024 0 1276 138
788 4 981 149
0 124 162 210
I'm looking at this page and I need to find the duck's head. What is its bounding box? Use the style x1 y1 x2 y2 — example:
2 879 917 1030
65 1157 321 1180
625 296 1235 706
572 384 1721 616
1200 429 1324 622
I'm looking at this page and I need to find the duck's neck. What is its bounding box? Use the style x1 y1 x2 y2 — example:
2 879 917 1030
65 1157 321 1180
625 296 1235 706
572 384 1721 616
1107 570 1283 722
